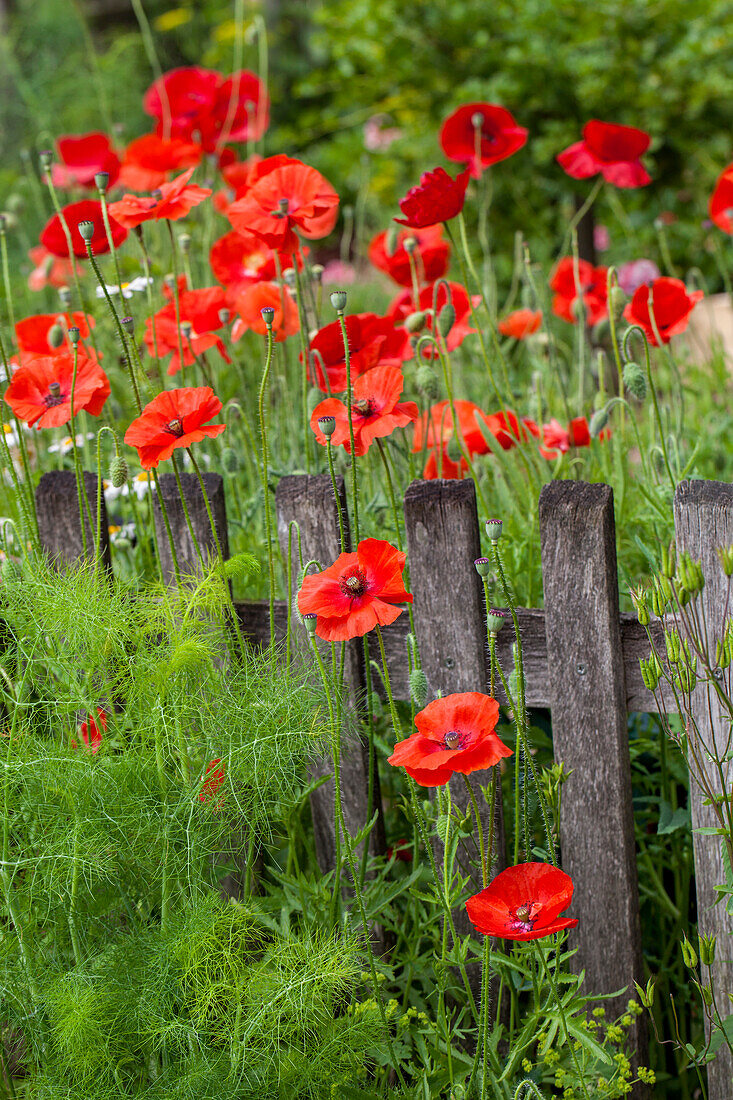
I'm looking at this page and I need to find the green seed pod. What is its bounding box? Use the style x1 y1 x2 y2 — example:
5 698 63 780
630 587 650 627
437 302 456 338
110 456 128 488
639 657 658 692
681 935 698 969
409 668 429 710
717 543 733 577
474 557 491 577
699 933 717 966
623 361 647 401
650 575 671 617
633 977 656 1009
302 614 318 636
330 290 347 312
701 984 713 1007
665 629 682 665
486 609 506 635
77 220 95 242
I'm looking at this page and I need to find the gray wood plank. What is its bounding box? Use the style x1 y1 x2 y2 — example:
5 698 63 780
674 479 733 1099
540 480 647 1087
152 471 228 584
36 470 111 570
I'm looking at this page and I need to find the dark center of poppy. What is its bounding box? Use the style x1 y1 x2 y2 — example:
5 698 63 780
352 397 376 417
165 418 185 437
151 189 163 201
443 730 463 750
339 568 367 598
44 381 64 408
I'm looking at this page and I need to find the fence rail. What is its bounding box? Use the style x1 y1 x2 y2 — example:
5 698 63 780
31 468 733 1100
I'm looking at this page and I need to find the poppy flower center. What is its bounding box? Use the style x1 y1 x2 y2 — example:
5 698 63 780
443 730 463 750
271 197 290 217
339 568 367 598
352 397 376 417
44 381 64 408
510 901 540 931
165 417 185 437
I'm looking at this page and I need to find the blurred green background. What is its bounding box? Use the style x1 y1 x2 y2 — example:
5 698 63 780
2 0 733 282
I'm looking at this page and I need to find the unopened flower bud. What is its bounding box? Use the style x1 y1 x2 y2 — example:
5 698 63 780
717 543 733 577
609 284 626 319
67 326 80 346
486 609 507 635
415 363 439 397
409 668 429 709
218 307 230 325
310 263 324 282
95 171 109 193
121 316 135 334
474 557 491 577
385 225 399 257
39 150 54 171
330 290 348 312
623 361 646 400
437 302 455 338
485 518 502 542
404 310 427 334
47 322 65 349
665 629 682 665
699 933 717 966
650 574 672 617
178 232 191 254
260 306 275 326
661 543 675 580
303 613 318 636
110 455 128 487
317 415 336 438
681 934 698 969
589 407 609 438
77 220 95 243
640 655 659 692
630 587 650 627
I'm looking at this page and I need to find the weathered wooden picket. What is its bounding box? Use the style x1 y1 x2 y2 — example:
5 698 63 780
33 469 733 1099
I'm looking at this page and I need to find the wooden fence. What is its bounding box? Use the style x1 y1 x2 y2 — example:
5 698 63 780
32 469 733 1100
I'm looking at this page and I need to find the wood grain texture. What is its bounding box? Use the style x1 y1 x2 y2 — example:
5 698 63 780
275 474 385 873
36 470 111 569
153 472 229 583
674 479 733 1100
540 481 647 1084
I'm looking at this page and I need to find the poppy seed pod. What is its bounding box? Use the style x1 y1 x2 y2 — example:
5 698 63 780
437 302 456 338
485 518 503 541
260 306 275 326
218 308 230 325
302 613 318 636
486 609 507 635
310 263 324 282
403 235 418 254
77 220 96 243
282 267 296 288
110 455 128 488
474 557 491 577
58 286 72 308
121 316 135 335
317 415 336 438
39 150 54 171
178 232 192 254
623 361 646 400
47 322 66 350
95 171 110 193
180 321 193 339
67 326 80 345
330 290 348 312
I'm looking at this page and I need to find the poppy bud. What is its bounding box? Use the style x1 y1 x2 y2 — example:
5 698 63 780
221 448 240 473
218 308 230 325
681 935 698 969
67 326 80 346
317 415 336 438
77 220 95 242
385 225 399 257
178 232 191 254
404 310 427 334
303 614 318 636
95 171 109 193
486 609 506 635
180 321 193 340
310 263 324 282
110 455 128 488
39 150 54 171
121 316 135 335
330 290 348 312
474 557 491 577
589 407 609 438
608 284 626 319
415 363 439 397
437 302 455 338
47 322 65 349
623 361 646 401
403 236 418 255
409 668 429 709
485 518 502 542
58 286 72 308
699 933 716 966
260 306 275 326
717 543 733 577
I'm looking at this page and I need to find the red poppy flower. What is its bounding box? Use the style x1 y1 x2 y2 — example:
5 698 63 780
466 862 578 941
422 446 469 480
484 409 540 451
209 229 295 294
550 258 608 325
124 386 226 469
231 281 299 343
108 167 211 229
118 134 202 192
15 312 93 360
386 838 412 862
199 758 226 804
709 163 733 233
306 313 411 393
557 121 651 189
40 199 128 259
27 246 80 291
226 159 339 253
144 287 231 375
539 416 609 460
440 103 528 179
622 277 703 346
368 225 450 289
4 352 110 429
389 282 480 355
297 538 412 642
498 309 543 339
311 365 418 456
72 707 108 754
51 132 120 189
413 399 490 458
144 67 269 152
388 692 511 786
209 71 270 146
395 167 471 229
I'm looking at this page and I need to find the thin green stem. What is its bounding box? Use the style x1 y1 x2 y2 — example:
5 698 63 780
337 309 360 542
258 322 276 649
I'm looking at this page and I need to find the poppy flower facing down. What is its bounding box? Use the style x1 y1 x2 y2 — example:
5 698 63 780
622 277 703 346
199 759 226 805
40 199 128 258
539 416 608 460
52 132 120 189
231 282 299 342
72 707 108 754
108 168 212 229
368 225 450 289
466 862 578 942
557 120 651 189
227 160 339 252
297 538 412 642
550 258 608 326
311 365 418 455
388 692 511 786
440 103 528 179
4 353 110 429
709 163 733 233
118 134 202 192
124 386 226 469
498 309 543 339
395 167 471 228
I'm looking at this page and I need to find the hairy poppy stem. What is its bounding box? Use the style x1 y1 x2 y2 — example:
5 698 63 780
336 308 360 542
0 330 40 554
258 320 277 649
43 173 100 362
537 944 592 1100
69 341 90 560
166 221 188 385
623 323 676 488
